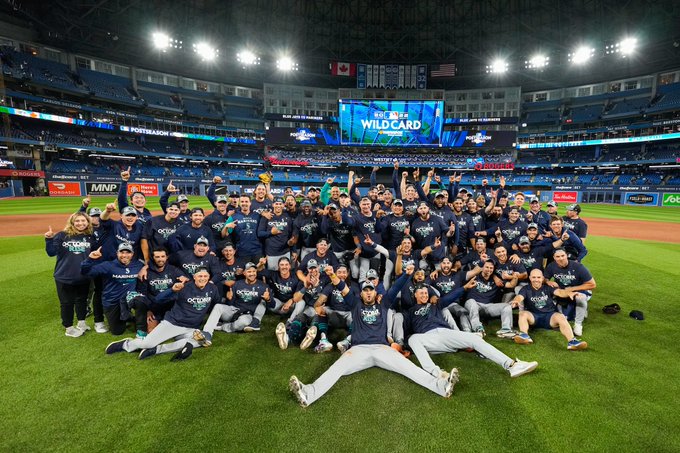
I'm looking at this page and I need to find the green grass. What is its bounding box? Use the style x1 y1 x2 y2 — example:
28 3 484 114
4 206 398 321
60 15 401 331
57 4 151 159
1 233 680 452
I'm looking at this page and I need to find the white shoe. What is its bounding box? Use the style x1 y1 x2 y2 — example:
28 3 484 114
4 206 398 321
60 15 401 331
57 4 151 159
276 322 289 350
444 367 460 398
573 323 583 337
65 326 84 338
336 339 351 354
289 375 308 408
77 320 91 332
438 369 450 380
508 359 539 378
94 322 108 333
300 326 317 350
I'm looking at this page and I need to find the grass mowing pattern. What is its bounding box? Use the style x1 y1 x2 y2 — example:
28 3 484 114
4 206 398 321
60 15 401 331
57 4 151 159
1 234 679 451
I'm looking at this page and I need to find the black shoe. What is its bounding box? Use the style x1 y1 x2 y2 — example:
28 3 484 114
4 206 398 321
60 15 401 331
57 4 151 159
171 342 194 361
105 339 127 354
138 348 157 360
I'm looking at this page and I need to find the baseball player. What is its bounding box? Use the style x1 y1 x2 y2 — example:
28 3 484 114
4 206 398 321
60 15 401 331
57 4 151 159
511 268 588 350
159 180 191 224
288 265 459 407
230 194 264 263
45 212 96 337
258 197 294 270
104 267 218 360
170 236 221 279
140 202 181 265
169 207 216 253
99 203 144 261
204 194 236 252
463 260 517 338
562 204 588 243
117 167 152 224
291 199 322 260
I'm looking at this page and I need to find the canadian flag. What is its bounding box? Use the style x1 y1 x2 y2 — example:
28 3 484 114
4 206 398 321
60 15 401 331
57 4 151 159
330 61 356 76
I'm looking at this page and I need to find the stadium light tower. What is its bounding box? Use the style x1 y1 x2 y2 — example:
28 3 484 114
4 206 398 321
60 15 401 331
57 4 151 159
237 50 261 67
485 59 508 74
152 32 170 51
525 54 549 69
193 42 219 61
569 46 595 64
276 56 298 71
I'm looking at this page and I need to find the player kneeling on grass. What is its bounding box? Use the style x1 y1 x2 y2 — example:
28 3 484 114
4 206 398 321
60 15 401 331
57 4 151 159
406 282 538 379
105 267 219 361
288 265 459 408
510 269 588 351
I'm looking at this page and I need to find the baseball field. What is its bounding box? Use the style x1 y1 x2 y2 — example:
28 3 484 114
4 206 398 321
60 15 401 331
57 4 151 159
1 198 679 452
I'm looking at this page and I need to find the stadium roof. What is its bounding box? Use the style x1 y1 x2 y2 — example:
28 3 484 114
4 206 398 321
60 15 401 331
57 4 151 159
2 0 680 90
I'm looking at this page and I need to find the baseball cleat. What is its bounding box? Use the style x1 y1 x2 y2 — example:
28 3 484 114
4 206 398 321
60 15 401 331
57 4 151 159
276 322 289 350
444 367 460 398
243 318 261 332
171 342 194 361
474 326 486 338
77 320 91 332
105 339 127 354
65 326 84 338
567 339 588 351
300 326 317 350
135 330 147 339
513 333 533 344
508 359 539 378
314 338 333 353
336 339 351 354
289 376 308 408
94 322 108 334
496 328 516 339
138 347 157 360
573 323 583 337
192 329 212 347
438 369 450 380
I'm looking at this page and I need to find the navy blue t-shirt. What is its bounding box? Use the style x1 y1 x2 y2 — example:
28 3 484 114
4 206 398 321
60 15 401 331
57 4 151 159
518 284 558 314
160 282 221 329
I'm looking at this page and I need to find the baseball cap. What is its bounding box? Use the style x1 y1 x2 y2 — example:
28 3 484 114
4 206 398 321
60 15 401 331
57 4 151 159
417 200 429 208
435 190 447 198
308 186 319 192
458 188 468 194
121 206 137 217
229 191 240 198
306 259 319 270
195 236 209 246
518 236 531 245
530 196 539 203
215 195 228 203
392 199 404 206
339 192 349 198
316 237 329 245
244 262 257 270
547 200 557 207
361 281 375 290
273 197 284 204
629 310 644 321
567 203 581 213
300 199 312 207
327 202 339 210
527 223 538 230
177 194 189 203
88 207 102 217
366 269 379 279
117 242 134 253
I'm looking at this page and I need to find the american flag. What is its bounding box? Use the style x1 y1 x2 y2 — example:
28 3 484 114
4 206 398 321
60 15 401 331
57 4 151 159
430 63 456 78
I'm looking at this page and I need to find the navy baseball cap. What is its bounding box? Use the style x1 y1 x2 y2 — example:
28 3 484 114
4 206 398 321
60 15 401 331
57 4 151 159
195 236 209 246
117 242 134 253
567 203 581 213
177 194 189 203
339 192 349 198
435 190 447 198
273 197 284 204
121 206 137 217
216 195 228 203
229 191 240 198
530 197 539 203
458 188 468 194
88 207 102 217
327 202 339 210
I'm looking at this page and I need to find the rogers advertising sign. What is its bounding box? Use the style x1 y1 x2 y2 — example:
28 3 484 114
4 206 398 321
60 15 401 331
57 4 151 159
552 191 578 203
48 182 82 196
127 183 159 197
0 169 46 178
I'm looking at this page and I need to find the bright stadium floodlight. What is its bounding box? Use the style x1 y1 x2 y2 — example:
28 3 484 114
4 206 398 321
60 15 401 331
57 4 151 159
193 42 219 61
276 56 298 71
485 59 508 74
569 46 595 64
152 32 171 51
237 50 260 67
619 37 637 56
525 54 549 69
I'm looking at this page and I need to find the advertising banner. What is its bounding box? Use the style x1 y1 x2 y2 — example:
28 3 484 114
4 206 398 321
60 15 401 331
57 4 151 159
48 181 82 196
127 183 159 197
0 169 45 178
624 192 658 206
662 193 680 207
552 191 578 203
86 182 121 196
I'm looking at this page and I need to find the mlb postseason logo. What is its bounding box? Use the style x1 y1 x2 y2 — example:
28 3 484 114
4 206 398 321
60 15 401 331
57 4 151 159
662 193 680 207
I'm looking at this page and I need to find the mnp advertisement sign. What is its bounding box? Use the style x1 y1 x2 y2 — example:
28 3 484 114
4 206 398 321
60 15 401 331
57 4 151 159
625 193 658 206
552 191 578 203
86 182 120 195
127 183 159 197
49 181 82 196
662 193 680 207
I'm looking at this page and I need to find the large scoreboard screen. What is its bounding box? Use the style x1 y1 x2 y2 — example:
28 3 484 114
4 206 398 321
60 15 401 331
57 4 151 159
339 99 444 147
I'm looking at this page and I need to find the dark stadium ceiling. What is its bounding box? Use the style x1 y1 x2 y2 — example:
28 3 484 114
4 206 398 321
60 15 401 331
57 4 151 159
2 0 680 90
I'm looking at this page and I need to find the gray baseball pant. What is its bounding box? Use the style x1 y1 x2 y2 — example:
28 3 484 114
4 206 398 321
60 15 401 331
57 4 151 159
269 298 299 323
446 304 472 331
298 344 451 405
557 293 590 324
204 304 252 334
121 320 201 354
408 327 514 377
464 299 513 331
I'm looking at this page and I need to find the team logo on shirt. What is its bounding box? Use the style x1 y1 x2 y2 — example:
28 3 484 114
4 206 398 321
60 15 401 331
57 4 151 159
62 239 90 254
362 221 376 233
149 276 174 291
361 305 380 324
299 222 318 235
502 228 521 240
156 227 176 239
183 262 207 275
186 295 211 310
236 288 260 303
436 278 457 294
414 304 431 317
551 271 576 286
414 225 434 238
475 280 494 293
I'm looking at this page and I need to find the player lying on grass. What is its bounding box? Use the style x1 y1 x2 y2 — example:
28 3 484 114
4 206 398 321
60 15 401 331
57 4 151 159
288 264 459 407
511 268 588 351
104 267 218 361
